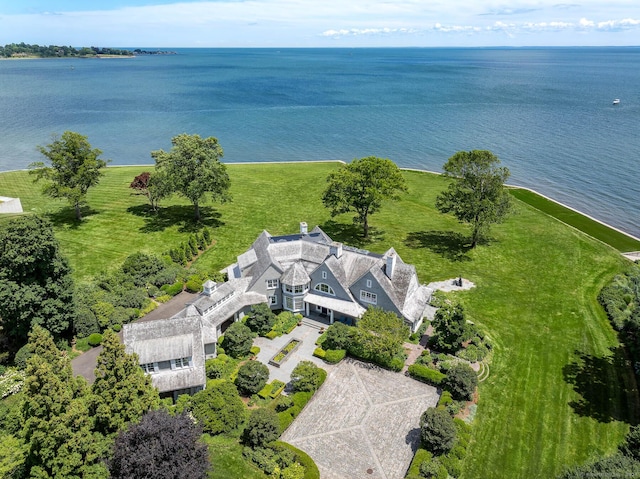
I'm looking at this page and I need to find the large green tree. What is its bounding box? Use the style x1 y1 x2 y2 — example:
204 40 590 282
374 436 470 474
351 307 409 363
20 326 109 478
91 329 159 436
151 133 231 220
420 407 456 456
435 150 511 248
30 131 108 220
191 380 246 435
322 156 407 238
0 216 76 348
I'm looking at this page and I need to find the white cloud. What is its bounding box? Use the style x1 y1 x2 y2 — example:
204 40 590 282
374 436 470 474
0 1 639 47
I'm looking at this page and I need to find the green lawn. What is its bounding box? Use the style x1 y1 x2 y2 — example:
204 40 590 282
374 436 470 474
0 163 637 478
203 434 266 479
509 187 640 252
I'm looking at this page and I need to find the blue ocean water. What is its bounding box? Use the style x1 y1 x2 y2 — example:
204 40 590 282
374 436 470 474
0 47 639 237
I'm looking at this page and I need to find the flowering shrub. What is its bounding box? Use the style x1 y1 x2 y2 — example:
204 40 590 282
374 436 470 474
0 368 26 399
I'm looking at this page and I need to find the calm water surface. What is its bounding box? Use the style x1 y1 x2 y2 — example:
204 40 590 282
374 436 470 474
0 47 638 236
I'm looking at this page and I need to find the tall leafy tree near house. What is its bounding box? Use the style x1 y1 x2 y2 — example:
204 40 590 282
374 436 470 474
91 330 159 436
30 131 108 220
151 133 231 221
322 156 407 238
20 326 110 478
0 216 76 349
435 149 511 248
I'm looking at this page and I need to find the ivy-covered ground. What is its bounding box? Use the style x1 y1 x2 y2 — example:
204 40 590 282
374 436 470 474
0 163 638 478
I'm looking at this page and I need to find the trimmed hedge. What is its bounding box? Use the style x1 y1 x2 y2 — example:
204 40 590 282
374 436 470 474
250 345 261 356
277 391 313 433
160 281 183 297
273 441 320 479
324 349 346 364
313 347 326 359
88 333 103 347
408 364 446 385
258 379 286 399
265 330 278 340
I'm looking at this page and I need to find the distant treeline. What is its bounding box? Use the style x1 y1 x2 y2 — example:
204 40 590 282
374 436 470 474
0 43 176 58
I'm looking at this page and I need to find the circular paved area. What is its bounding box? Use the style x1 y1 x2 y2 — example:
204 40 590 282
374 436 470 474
281 358 440 479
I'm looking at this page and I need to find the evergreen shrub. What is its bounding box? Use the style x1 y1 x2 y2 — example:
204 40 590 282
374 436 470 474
88 333 103 347
408 364 446 385
324 349 346 364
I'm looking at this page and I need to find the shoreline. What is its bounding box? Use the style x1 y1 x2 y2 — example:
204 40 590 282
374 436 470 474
2 160 638 250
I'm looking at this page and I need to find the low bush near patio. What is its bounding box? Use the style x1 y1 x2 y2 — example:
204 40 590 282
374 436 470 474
235 361 270 396
277 391 313 433
324 349 346 364
274 441 320 479
408 364 446 386
290 361 326 393
258 379 286 399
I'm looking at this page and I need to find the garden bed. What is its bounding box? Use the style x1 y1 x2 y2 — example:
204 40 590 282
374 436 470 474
269 338 301 368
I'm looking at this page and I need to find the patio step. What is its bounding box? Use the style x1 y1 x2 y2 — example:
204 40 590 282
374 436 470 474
301 318 327 330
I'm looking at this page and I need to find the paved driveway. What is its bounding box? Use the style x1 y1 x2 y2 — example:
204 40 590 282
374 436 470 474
281 358 440 479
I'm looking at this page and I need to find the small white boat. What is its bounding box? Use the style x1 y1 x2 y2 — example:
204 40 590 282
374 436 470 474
613 99 620 105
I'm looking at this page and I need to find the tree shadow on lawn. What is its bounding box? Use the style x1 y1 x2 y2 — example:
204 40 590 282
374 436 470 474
404 230 472 262
127 204 224 233
319 220 384 248
46 206 100 229
563 346 640 425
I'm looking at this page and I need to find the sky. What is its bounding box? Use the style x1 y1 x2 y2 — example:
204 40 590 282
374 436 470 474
0 0 639 48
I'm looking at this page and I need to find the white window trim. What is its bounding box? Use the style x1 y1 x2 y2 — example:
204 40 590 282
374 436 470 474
366 279 372 288
269 295 278 305
314 283 335 296
322 271 327 279
141 362 156 374
266 279 279 289
360 290 377 305
171 357 192 370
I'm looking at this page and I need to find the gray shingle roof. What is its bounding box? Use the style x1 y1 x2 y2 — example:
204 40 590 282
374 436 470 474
280 261 311 286
123 316 206 393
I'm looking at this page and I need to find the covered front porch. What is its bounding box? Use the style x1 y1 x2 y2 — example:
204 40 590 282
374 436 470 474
303 292 364 326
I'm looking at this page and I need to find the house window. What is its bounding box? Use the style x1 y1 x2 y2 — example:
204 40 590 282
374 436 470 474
314 283 335 296
286 284 307 294
366 279 372 288
360 290 377 305
172 357 191 369
284 296 304 312
284 296 294 310
269 295 278 305
316 305 322 311
322 271 327 279
141 363 156 374
266 279 279 289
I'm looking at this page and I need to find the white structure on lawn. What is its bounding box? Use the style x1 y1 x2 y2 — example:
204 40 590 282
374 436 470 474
124 223 433 400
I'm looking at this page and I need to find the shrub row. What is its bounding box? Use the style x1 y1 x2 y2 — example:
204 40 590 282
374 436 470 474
273 441 321 479
167 228 212 265
277 391 313 433
258 379 286 399
408 364 446 385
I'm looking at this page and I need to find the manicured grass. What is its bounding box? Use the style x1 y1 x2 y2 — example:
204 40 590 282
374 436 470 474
203 434 266 479
509 187 640 253
0 163 638 478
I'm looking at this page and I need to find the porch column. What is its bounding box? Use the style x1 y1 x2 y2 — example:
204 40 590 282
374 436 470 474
330 310 334 324
305 302 309 316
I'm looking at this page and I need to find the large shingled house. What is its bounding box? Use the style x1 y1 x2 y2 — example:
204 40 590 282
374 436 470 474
124 223 433 400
